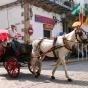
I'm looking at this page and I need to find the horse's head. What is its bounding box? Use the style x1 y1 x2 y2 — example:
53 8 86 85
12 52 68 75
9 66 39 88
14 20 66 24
75 28 88 43
72 21 88 44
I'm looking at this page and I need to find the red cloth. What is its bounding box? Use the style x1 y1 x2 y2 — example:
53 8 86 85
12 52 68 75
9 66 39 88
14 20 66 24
0 33 8 42
79 7 84 24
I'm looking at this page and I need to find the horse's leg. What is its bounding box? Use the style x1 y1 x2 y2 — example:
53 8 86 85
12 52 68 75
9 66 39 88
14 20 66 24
61 57 72 82
30 56 39 77
51 58 61 79
33 60 41 78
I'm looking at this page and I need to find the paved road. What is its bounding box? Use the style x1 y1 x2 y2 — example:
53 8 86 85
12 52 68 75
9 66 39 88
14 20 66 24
0 60 88 88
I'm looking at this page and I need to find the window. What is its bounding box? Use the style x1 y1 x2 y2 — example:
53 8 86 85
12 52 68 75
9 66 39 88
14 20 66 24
43 30 50 38
43 24 53 38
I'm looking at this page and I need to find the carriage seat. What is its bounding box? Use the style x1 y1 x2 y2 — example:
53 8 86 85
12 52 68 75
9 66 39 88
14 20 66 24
0 44 5 57
7 41 32 57
19 43 32 54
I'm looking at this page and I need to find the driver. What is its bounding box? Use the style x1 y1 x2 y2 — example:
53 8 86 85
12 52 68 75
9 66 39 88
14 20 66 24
8 25 21 54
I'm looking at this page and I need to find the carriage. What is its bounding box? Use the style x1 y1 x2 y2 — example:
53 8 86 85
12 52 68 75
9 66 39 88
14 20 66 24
0 29 32 78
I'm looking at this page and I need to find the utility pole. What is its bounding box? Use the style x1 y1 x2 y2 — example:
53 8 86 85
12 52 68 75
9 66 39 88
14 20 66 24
22 0 30 44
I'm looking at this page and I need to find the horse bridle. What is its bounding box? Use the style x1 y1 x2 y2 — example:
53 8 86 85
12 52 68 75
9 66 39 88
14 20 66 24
75 29 88 43
63 29 88 51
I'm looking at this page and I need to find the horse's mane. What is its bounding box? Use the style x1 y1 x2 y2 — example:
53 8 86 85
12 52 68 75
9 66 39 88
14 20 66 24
64 30 75 40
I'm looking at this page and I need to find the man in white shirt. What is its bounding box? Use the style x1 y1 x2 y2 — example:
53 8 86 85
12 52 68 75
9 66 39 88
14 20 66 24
8 25 19 54
8 25 17 41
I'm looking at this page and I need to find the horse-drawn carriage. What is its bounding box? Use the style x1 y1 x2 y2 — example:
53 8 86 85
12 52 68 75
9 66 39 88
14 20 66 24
0 21 88 81
0 29 32 78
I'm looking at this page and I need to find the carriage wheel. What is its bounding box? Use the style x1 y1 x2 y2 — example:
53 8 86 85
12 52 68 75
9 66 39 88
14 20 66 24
28 61 34 74
3 58 20 78
28 60 40 76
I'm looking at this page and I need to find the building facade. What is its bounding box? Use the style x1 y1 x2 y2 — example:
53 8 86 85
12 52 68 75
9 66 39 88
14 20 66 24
0 0 72 40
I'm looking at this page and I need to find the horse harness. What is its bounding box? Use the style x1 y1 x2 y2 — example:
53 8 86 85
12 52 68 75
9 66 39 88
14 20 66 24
63 37 72 51
36 37 72 58
36 28 87 58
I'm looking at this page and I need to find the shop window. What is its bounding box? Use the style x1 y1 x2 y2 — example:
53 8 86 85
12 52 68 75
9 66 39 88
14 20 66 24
43 23 54 38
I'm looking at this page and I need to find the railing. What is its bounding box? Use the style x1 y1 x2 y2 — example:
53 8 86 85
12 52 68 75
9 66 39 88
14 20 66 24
77 43 88 61
48 0 72 10
66 43 88 63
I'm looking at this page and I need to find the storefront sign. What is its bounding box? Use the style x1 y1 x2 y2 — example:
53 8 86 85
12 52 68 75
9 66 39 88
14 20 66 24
35 15 55 25
43 23 54 30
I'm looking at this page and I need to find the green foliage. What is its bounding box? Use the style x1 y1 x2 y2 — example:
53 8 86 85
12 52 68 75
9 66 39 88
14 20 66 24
71 3 88 17
85 4 88 17
71 3 80 16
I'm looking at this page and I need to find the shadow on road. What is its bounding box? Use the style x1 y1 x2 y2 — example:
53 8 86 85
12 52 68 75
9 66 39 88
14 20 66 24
41 60 88 72
0 72 88 86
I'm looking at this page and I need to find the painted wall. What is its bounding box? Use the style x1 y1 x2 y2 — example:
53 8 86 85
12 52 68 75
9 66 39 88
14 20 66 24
0 0 17 6
0 5 63 40
74 0 86 8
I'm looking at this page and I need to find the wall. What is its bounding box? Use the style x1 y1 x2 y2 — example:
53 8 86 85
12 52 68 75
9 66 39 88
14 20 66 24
0 0 17 6
0 4 63 40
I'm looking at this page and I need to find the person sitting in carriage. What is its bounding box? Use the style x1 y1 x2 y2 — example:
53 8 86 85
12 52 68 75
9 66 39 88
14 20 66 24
8 25 23 55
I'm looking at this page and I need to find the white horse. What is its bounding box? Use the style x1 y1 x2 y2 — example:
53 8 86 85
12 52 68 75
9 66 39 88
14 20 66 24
29 28 88 82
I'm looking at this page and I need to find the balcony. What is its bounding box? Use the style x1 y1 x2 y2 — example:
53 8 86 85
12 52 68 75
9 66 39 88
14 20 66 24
49 0 72 10
28 0 72 14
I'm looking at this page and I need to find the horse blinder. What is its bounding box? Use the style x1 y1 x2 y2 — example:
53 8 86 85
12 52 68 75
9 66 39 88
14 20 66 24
75 30 83 36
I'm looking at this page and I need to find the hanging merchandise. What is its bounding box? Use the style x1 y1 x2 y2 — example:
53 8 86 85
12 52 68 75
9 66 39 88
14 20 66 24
79 7 84 24
85 17 88 26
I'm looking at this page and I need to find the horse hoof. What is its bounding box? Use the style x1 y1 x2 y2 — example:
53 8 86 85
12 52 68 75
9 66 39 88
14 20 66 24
68 78 72 82
51 76 55 80
37 72 40 76
34 73 40 78
34 75 39 78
